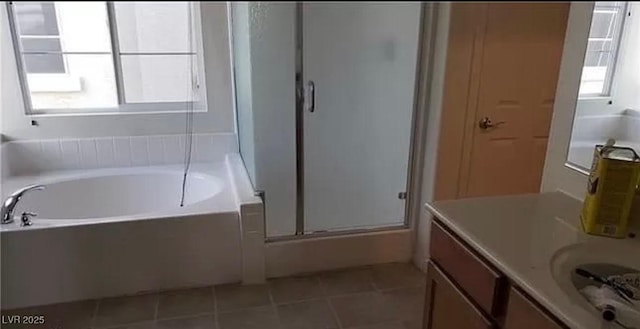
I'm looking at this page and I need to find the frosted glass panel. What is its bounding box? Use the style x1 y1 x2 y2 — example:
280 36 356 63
114 2 192 53
121 54 195 103
302 3 421 232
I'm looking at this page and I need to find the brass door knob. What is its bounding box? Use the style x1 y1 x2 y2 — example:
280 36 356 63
478 117 506 130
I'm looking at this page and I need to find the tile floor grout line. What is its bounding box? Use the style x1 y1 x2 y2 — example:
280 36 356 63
216 303 278 315
155 310 217 322
212 285 221 329
272 296 327 306
377 284 426 294
344 320 404 329
266 279 276 306
271 303 283 329
265 279 285 329
94 290 220 329
370 273 382 292
153 293 160 321
94 319 157 329
325 295 343 329
317 289 377 301
91 298 101 327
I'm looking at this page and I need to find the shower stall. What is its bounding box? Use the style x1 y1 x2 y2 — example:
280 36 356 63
231 2 428 242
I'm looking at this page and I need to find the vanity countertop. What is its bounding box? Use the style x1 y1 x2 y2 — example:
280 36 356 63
426 191 640 329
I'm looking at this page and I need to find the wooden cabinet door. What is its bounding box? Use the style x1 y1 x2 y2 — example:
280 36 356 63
423 262 493 329
504 288 565 329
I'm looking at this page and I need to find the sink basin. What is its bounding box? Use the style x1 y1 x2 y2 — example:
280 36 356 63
571 263 639 292
551 241 640 319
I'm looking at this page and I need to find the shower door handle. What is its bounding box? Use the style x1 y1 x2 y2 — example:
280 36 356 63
305 81 315 113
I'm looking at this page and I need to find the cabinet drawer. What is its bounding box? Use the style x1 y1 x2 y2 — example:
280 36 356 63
424 262 493 329
430 220 504 316
504 288 565 329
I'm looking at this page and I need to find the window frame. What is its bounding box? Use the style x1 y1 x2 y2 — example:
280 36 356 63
579 1 628 98
6 1 207 116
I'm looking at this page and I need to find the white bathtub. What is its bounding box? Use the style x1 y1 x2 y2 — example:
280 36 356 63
567 140 640 170
0 155 263 309
1 164 233 230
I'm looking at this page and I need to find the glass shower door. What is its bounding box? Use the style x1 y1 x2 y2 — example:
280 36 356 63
301 3 422 232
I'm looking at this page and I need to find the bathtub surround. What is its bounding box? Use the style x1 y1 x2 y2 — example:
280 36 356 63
1 132 237 178
568 104 640 168
0 153 263 309
226 154 266 284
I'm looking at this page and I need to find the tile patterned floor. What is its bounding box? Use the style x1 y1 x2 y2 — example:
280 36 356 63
2 262 425 329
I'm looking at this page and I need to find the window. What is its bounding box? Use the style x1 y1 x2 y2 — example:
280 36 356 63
579 2 627 97
15 2 65 74
7 1 204 113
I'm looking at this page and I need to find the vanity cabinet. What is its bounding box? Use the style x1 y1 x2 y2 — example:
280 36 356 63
424 220 568 329
423 262 493 329
504 288 565 329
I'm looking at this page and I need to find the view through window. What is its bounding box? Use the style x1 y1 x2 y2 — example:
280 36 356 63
9 1 202 113
579 1 627 96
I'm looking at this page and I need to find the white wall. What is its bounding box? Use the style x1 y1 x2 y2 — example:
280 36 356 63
1 3 234 141
413 3 450 271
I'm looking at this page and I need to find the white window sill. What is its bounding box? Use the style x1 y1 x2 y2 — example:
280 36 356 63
27 74 82 93
622 108 640 117
29 102 207 117
577 95 611 101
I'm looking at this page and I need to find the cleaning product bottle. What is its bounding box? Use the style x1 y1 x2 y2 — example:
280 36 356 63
581 139 640 238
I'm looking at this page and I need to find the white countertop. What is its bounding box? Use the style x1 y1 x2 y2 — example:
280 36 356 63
426 191 640 329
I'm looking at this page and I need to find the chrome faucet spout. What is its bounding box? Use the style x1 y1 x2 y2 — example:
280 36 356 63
1 185 45 224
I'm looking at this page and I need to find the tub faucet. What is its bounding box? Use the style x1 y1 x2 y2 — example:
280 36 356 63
1 185 45 224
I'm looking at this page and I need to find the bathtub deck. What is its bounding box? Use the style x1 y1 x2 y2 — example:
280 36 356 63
0 262 425 329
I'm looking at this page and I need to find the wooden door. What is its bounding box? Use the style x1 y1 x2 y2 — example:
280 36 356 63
463 3 569 197
423 262 493 329
434 3 569 200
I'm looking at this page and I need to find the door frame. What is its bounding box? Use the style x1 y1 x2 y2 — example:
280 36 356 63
283 2 439 239
433 3 489 201
541 2 593 199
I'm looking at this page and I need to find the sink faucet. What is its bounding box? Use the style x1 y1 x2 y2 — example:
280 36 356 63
1 185 45 224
